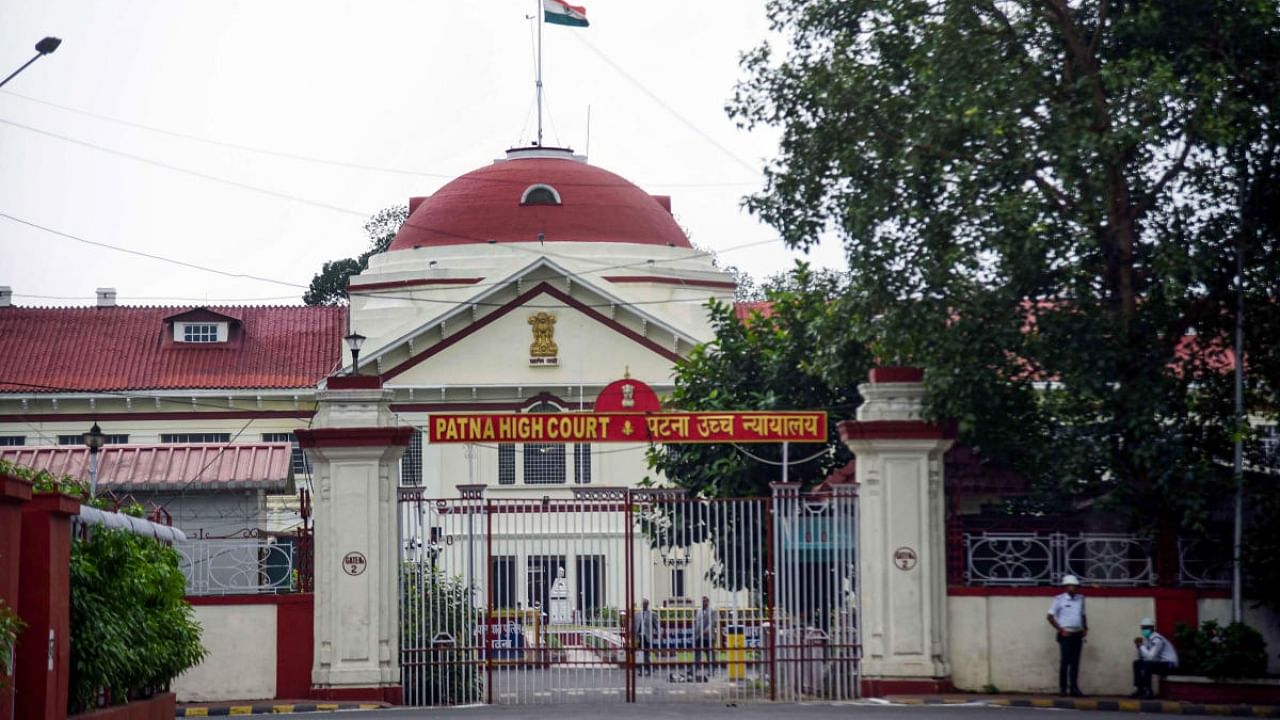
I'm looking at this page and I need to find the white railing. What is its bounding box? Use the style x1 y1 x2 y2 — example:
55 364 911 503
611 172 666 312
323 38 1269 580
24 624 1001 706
965 532 1155 586
175 539 296 595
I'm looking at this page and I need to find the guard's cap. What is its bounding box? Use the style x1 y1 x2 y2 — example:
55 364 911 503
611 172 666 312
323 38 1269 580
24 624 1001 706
1140 617 1155 627
1061 574 1081 586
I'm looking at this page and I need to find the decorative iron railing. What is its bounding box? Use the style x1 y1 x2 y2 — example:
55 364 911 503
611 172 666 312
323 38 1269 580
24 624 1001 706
965 532 1155 586
1176 538 1232 588
176 538 298 595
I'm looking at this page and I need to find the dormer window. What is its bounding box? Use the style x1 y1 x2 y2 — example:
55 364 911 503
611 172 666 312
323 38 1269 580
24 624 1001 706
182 323 223 343
164 307 241 345
520 184 561 205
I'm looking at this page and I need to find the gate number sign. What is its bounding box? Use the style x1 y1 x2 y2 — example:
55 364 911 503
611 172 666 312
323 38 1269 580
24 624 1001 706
342 551 367 576
893 547 918 571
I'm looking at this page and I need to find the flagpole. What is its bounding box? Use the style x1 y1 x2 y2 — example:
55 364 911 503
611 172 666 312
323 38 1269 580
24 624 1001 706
536 0 544 147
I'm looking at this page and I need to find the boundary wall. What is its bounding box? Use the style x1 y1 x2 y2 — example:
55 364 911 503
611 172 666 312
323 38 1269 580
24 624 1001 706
173 595 314 703
946 586 1280 696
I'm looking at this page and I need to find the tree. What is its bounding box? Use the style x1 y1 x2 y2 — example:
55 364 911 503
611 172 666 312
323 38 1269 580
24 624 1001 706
644 263 870 592
728 1 1280 541
303 205 408 305
647 263 869 497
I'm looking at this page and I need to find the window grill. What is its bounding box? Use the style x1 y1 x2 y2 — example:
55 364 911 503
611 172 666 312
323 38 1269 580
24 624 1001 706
0 436 26 446
160 433 231 444
524 443 565 484
261 433 310 478
182 323 220 343
400 430 423 485
58 434 129 445
524 402 565 484
574 443 591 483
498 443 516 485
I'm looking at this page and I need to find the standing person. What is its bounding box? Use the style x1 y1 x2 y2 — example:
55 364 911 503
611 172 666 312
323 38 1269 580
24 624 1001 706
692 596 717 681
634 599 659 676
1046 574 1088 697
1131 617 1178 698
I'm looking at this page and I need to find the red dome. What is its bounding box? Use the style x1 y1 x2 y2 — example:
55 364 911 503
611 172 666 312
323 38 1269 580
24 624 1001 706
389 149 692 250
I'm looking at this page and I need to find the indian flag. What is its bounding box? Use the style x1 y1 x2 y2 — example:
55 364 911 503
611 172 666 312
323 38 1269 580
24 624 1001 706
543 0 589 27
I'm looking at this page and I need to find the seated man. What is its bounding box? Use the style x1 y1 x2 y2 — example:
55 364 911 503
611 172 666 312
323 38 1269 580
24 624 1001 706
1132 617 1178 699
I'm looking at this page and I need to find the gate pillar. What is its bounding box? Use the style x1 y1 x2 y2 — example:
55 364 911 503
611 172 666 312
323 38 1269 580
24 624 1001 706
838 367 954 695
297 375 414 704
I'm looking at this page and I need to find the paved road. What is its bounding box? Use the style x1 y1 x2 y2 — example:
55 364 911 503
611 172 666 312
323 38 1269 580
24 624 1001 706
267 703 1157 719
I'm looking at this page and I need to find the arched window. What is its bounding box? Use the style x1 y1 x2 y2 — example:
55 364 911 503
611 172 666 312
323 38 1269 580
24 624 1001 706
520 184 561 205
524 402 566 484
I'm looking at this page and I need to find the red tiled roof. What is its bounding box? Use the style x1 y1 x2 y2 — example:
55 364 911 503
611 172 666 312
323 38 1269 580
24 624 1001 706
0 305 346 393
734 301 773 322
0 442 293 492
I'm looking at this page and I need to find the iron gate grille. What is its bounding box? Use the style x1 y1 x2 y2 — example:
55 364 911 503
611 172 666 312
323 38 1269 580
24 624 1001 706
398 484 858 705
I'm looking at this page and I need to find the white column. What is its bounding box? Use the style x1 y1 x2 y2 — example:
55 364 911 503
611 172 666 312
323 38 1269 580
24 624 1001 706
298 383 412 701
840 369 953 688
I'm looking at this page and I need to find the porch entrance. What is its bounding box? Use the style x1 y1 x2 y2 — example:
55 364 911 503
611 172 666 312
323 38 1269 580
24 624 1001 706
398 484 858 705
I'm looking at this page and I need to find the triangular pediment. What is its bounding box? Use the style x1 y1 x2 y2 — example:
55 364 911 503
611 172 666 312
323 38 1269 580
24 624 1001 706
361 259 701 384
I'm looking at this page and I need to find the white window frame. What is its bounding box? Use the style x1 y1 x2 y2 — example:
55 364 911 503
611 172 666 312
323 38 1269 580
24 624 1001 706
175 322 228 343
520 184 562 205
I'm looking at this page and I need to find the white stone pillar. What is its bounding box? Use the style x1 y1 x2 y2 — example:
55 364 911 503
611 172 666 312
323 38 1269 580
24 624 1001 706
297 377 413 704
838 368 954 694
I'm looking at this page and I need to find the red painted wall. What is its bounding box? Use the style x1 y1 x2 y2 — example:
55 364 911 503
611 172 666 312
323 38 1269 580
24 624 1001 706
16 493 79 720
0 475 32 720
275 595 314 699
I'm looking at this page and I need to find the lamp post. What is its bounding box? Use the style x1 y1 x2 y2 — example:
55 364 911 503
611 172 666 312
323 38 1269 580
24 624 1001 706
0 37 62 89
82 422 105 498
344 332 366 375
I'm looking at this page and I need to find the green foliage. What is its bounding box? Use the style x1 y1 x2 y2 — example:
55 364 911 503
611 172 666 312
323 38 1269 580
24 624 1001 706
0 598 24 688
304 205 407 305
648 263 868 498
643 264 870 592
1173 620 1269 680
1243 476 1280 609
729 0 1280 547
0 457 85 496
400 565 481 705
68 529 205 714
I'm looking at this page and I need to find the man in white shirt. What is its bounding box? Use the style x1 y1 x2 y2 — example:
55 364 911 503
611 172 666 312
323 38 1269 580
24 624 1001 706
1046 574 1088 697
1131 617 1178 698
634 599 659 676
691 596 717 681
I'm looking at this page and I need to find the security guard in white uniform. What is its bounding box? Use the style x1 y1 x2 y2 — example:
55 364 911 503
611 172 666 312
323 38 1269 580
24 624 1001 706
1132 617 1178 698
1046 574 1087 697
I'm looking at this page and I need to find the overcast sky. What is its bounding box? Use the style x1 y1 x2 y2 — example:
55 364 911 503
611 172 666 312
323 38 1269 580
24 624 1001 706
1 0 845 307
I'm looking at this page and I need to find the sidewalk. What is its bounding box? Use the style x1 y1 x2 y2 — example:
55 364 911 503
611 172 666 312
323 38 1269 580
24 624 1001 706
176 699 389 716
884 693 1280 716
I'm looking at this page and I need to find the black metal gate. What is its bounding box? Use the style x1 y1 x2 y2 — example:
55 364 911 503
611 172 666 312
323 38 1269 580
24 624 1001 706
398 484 858 705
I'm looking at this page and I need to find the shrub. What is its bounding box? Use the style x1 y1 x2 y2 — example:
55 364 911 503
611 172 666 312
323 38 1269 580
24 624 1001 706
1173 620 1268 680
0 598 23 689
68 528 205 713
400 565 481 705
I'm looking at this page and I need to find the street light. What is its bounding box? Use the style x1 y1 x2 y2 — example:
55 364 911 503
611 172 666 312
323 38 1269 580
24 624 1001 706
82 422 105 498
0 37 62 89
344 332 366 375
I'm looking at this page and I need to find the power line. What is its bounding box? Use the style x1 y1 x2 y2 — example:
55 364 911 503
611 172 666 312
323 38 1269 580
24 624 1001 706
0 117 377 218
0 212 307 288
570 34 762 177
2 210 785 310
0 91 757 188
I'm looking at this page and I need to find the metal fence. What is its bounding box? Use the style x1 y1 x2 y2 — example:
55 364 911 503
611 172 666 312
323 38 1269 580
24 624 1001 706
964 531 1231 587
398 484 859 706
176 538 299 595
